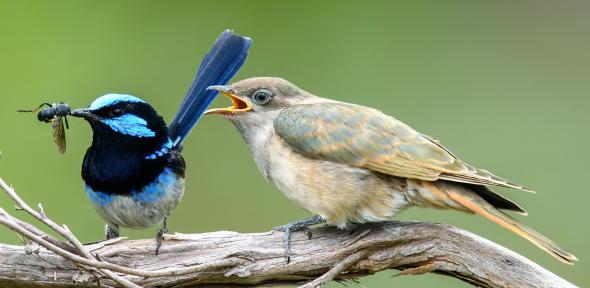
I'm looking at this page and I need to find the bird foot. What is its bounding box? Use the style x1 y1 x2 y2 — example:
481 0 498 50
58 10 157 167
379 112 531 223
155 220 168 256
105 224 119 240
272 215 326 264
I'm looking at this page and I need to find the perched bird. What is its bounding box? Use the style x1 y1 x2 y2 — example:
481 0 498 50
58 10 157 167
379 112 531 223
69 30 251 253
206 77 577 264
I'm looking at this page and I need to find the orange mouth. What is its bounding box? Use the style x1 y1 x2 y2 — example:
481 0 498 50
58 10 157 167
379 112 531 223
205 85 252 115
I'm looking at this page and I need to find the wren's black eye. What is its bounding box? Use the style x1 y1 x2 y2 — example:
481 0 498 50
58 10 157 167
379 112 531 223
252 89 272 105
110 108 124 117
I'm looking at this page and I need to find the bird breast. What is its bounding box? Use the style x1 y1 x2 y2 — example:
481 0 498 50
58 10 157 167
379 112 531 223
266 133 411 228
85 168 185 229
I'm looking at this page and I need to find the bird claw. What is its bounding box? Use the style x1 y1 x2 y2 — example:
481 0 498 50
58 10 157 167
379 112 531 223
272 216 326 264
282 225 293 264
272 223 296 263
155 220 168 256
272 223 291 232
303 227 313 240
105 224 119 240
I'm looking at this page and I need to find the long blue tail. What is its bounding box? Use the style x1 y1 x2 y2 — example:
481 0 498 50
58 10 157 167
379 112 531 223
168 30 252 148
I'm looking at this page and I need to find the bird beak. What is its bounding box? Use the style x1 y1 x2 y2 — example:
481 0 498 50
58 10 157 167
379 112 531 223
70 108 101 121
204 85 252 115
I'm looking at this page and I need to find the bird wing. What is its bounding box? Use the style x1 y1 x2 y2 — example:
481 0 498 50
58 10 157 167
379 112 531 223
274 103 531 191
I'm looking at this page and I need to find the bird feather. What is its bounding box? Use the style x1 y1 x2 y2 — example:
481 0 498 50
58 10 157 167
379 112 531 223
274 103 531 192
168 30 252 147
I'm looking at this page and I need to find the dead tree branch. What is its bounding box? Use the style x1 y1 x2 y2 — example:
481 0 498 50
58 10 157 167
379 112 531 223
0 176 577 288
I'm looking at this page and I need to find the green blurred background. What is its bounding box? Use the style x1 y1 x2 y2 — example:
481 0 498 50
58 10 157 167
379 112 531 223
0 1 588 287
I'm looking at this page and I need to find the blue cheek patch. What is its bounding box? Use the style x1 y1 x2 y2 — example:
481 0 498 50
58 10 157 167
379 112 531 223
101 114 156 137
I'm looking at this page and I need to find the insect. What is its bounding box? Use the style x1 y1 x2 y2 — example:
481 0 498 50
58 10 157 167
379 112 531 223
18 102 71 154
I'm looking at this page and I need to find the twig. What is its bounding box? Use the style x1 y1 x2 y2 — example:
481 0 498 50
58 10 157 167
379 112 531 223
11 217 77 253
0 177 139 288
0 205 245 279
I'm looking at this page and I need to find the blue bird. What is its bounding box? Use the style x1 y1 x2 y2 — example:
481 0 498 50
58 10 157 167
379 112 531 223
69 30 251 253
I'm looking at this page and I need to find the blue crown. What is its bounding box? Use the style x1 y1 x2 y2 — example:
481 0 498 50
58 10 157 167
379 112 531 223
89 94 145 110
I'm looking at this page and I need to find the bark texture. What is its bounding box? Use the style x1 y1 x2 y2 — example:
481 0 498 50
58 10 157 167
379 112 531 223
0 221 576 288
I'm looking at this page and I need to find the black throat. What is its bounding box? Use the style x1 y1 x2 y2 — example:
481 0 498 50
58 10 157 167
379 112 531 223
82 132 172 195
81 104 180 195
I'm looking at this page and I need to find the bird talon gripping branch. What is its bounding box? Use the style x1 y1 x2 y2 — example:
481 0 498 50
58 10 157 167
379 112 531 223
104 224 119 240
155 219 168 256
271 216 326 263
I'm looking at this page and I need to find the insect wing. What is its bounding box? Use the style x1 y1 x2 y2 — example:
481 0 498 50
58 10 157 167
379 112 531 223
51 117 66 154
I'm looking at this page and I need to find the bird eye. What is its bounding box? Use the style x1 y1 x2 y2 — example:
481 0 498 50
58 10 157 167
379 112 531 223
252 89 272 105
110 108 124 117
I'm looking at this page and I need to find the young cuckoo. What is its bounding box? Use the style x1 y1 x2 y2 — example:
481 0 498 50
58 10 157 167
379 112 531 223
206 77 576 264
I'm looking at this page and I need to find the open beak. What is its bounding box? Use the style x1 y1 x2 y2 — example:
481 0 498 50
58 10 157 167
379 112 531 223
70 108 101 121
205 85 252 115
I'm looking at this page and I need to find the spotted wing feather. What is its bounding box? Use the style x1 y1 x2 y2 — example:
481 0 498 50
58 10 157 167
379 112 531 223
274 103 531 191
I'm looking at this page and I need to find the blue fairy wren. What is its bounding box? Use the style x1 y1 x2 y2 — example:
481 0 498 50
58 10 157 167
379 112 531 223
69 30 251 253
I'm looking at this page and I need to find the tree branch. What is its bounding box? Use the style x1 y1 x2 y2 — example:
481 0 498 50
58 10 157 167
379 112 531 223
0 221 577 287
0 177 577 288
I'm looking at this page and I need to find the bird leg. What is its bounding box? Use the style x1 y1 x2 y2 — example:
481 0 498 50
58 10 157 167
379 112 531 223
273 215 326 263
155 218 168 256
105 224 119 240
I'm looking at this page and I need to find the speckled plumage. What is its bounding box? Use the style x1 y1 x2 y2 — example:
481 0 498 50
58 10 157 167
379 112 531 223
213 77 576 264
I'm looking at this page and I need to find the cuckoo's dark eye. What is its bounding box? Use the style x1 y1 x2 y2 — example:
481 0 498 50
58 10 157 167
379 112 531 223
252 89 272 105
110 108 124 118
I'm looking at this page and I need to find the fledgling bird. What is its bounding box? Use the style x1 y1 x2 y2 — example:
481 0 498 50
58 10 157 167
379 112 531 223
69 30 251 253
206 77 577 264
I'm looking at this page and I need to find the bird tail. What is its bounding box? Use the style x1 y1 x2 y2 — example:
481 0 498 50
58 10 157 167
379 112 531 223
168 30 252 148
415 180 577 264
